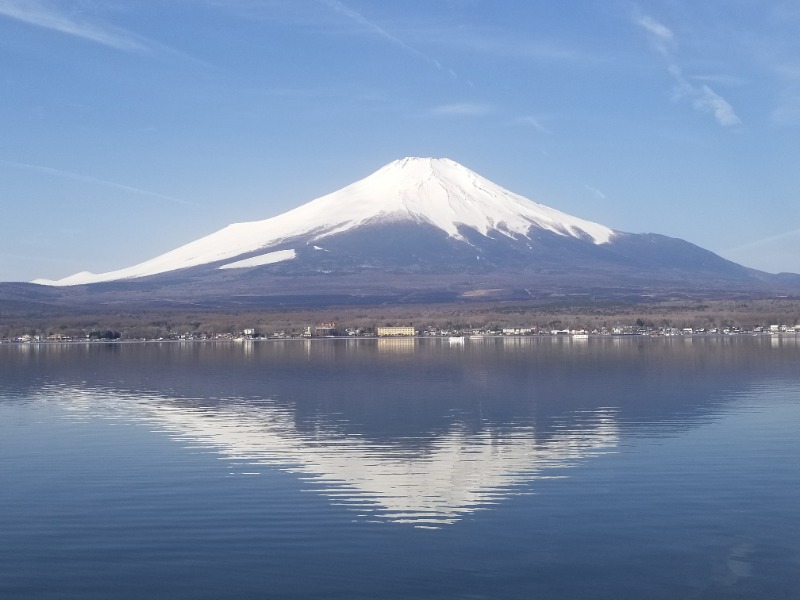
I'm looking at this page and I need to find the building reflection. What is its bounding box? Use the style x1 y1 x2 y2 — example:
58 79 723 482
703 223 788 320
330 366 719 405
376 338 416 354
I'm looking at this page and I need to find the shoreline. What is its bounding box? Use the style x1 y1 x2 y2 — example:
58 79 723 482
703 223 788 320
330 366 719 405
4 329 799 346
3 298 800 343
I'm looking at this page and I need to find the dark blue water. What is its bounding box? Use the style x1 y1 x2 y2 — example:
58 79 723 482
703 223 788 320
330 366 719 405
1 336 799 599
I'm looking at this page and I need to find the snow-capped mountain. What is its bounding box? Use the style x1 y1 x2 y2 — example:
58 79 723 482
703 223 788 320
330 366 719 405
34 157 614 286
27 157 799 304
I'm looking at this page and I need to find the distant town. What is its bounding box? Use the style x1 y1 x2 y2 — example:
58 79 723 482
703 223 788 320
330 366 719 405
5 321 800 344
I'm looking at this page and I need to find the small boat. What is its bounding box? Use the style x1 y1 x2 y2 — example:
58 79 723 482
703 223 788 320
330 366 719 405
448 336 465 344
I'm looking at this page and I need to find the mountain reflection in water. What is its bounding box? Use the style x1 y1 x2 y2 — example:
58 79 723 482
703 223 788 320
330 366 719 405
44 384 617 527
8 334 800 529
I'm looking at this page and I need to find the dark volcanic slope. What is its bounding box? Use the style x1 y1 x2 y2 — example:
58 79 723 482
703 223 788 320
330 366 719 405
7 222 800 311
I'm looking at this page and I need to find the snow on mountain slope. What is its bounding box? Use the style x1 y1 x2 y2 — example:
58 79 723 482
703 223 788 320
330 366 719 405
33 157 615 286
218 249 297 270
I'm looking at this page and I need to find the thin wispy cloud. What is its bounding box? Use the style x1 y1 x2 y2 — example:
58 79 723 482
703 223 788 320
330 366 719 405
584 184 607 201
0 0 148 53
636 13 740 127
518 116 553 135
727 228 800 252
669 65 741 127
430 103 492 117
0 159 192 206
691 84 741 127
450 35 586 63
690 74 748 87
318 0 456 78
637 15 674 55
0 0 210 67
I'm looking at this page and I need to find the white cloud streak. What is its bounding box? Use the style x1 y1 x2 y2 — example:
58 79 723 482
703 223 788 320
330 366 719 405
724 228 800 273
519 116 553 135
636 15 674 55
669 65 741 127
691 84 741 127
584 184 607 201
430 103 492 117
0 159 192 206
318 0 455 77
636 13 740 127
0 0 210 67
447 35 587 63
727 228 800 252
0 0 149 52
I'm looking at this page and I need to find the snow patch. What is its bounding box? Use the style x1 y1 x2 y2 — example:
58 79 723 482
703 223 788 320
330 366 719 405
218 249 296 269
32 271 100 286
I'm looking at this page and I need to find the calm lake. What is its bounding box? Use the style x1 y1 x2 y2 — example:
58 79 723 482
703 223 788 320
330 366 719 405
2 336 799 599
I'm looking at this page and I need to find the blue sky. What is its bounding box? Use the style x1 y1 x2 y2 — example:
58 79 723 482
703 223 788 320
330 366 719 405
1 0 799 282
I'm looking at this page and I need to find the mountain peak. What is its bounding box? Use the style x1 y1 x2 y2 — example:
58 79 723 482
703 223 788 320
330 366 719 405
33 158 615 286
345 156 614 243
385 156 460 171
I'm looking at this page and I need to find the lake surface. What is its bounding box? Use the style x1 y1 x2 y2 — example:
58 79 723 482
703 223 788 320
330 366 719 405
2 336 799 599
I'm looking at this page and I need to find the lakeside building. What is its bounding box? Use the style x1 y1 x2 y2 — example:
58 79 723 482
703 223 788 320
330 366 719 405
315 322 337 336
376 326 416 337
